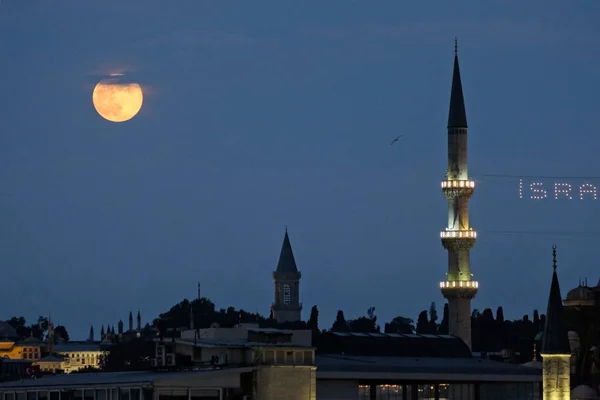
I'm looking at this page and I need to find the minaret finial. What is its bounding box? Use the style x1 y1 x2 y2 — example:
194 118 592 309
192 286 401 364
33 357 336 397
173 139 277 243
552 245 557 270
454 37 458 55
285 225 288 233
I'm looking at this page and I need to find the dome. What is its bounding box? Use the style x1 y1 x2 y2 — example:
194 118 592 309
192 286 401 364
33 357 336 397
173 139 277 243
522 360 542 369
564 285 596 307
571 384 598 399
0 322 18 339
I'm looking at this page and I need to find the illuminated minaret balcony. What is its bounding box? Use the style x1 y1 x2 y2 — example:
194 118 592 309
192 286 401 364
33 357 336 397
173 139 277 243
440 228 477 250
441 179 475 199
439 280 479 299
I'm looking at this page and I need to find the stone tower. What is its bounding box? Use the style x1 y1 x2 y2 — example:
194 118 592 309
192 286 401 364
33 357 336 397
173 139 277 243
439 39 478 350
271 229 302 323
541 245 571 400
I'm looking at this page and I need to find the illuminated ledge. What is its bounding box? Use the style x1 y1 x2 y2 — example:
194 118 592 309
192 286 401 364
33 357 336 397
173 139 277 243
440 280 479 289
441 180 475 189
440 230 477 239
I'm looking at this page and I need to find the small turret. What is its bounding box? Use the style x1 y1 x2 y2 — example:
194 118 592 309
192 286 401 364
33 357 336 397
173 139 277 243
137 310 141 331
271 228 302 323
118 320 124 335
129 311 133 331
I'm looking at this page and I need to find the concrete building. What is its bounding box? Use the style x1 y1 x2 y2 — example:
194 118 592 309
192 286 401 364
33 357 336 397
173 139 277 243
270 230 302 324
439 39 478 350
0 327 543 399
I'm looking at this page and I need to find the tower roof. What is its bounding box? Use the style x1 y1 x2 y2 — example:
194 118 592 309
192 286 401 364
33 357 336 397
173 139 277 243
541 245 570 355
275 230 299 273
447 39 468 129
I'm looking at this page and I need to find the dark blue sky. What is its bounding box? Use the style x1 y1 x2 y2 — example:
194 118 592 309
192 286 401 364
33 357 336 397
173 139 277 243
1 1 599 340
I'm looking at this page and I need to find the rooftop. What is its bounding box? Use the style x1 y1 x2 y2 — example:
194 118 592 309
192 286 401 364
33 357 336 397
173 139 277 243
54 343 103 352
316 354 542 382
317 331 471 358
0 368 254 389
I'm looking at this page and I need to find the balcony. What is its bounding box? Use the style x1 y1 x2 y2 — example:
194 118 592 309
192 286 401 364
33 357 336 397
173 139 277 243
440 280 479 289
441 180 475 199
440 280 479 299
440 229 477 239
440 229 476 251
441 180 475 189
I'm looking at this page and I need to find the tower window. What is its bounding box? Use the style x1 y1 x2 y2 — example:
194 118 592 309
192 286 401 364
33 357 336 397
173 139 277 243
283 284 291 305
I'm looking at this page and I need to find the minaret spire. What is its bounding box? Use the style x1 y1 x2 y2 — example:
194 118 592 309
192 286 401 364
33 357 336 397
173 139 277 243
541 245 571 399
440 40 477 350
448 39 468 129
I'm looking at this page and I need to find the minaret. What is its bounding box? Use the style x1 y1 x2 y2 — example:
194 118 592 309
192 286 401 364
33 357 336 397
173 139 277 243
439 39 478 350
541 245 571 400
89 325 94 342
100 325 105 339
271 228 302 323
47 318 55 354
128 311 133 331
137 310 141 331
118 320 124 335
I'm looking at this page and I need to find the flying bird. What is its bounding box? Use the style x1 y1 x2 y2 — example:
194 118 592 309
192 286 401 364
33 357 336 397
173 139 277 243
390 135 403 145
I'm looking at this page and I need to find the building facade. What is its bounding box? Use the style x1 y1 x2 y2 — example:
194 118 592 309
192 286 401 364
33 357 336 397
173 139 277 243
271 230 302 324
439 40 478 350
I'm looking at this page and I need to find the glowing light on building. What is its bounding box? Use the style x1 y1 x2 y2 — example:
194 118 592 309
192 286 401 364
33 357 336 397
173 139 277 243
439 280 479 289
440 229 477 239
441 180 475 189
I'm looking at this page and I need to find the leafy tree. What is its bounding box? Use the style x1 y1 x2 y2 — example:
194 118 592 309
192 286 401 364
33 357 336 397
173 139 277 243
384 316 414 334
439 304 449 334
54 325 70 342
533 309 541 332
307 306 319 332
331 310 348 332
348 317 378 333
154 297 269 330
6 317 29 338
496 306 504 323
428 302 438 334
416 310 429 334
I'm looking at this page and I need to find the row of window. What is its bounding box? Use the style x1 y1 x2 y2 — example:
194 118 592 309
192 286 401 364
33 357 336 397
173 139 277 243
358 382 541 400
260 349 314 365
2 388 142 400
1 388 221 400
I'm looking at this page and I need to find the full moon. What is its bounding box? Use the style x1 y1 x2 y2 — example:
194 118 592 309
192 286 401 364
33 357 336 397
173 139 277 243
92 75 143 123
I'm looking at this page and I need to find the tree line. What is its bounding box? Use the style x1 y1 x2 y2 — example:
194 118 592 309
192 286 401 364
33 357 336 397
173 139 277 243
3 316 70 342
153 297 547 363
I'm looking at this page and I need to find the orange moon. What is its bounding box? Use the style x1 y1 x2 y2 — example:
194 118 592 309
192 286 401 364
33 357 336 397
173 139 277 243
92 75 143 122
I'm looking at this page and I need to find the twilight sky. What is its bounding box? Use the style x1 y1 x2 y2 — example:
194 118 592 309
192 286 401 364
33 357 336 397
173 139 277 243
1 1 599 340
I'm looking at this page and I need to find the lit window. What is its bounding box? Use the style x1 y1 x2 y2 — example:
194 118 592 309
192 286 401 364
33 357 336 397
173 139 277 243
358 385 370 399
283 284 291 305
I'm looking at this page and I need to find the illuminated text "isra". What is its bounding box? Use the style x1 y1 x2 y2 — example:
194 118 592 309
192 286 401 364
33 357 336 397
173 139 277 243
519 179 598 200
